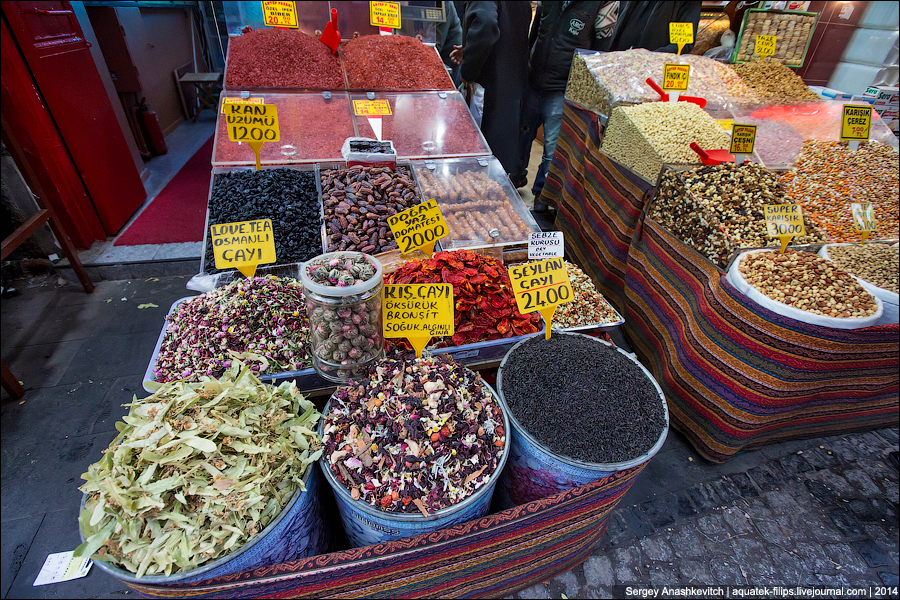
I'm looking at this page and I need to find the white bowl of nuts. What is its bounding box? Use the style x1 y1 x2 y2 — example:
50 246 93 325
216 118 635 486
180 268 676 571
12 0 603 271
819 243 899 326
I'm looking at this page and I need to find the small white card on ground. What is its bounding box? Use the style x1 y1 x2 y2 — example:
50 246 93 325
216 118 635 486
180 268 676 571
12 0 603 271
33 551 92 586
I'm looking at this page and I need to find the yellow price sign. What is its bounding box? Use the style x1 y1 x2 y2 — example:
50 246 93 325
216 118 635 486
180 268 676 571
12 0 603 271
221 97 263 114
210 219 276 278
508 258 573 340
662 63 690 92
717 119 735 131
730 124 758 156
755 34 777 57
764 204 806 253
387 199 447 256
370 1 401 29
851 202 877 243
225 103 279 170
383 283 454 357
841 104 872 142
669 22 694 55
352 99 393 116
261 1 298 28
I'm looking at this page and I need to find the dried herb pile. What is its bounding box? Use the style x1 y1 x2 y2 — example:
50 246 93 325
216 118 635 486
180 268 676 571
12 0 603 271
322 355 505 514
552 262 622 328
76 364 323 577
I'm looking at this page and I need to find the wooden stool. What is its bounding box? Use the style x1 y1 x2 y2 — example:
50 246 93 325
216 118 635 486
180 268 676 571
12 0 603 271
178 72 221 121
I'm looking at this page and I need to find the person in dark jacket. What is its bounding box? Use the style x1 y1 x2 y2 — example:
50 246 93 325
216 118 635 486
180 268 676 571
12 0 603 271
511 1 620 212
452 1 531 175
601 1 701 53
435 1 463 87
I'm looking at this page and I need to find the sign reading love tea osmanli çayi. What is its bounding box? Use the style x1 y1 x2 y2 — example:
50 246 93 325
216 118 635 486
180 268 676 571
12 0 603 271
211 219 276 278
387 199 447 255
508 258 573 339
383 283 454 357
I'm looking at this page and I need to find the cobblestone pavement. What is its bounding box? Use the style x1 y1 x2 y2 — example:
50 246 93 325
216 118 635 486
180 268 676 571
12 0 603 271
511 428 899 599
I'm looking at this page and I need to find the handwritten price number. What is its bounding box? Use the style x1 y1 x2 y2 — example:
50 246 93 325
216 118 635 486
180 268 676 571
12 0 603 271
230 125 277 142
851 203 876 232
400 224 445 254
770 222 804 236
520 284 571 312
755 35 776 57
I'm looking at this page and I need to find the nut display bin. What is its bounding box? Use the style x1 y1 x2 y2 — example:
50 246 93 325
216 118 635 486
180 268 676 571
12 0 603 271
732 9 817 67
222 36 349 93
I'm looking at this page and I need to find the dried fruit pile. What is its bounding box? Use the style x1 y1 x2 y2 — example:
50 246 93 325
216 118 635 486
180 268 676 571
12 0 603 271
342 35 454 90
322 355 505 514
155 277 310 382
386 250 542 347
225 28 344 89
730 58 819 100
76 364 322 577
552 261 622 328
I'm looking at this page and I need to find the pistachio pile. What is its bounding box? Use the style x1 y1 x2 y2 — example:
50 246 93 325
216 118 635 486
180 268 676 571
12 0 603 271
825 244 899 294
739 250 879 318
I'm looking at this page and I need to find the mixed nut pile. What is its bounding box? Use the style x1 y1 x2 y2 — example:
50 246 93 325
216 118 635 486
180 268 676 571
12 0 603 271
738 250 879 318
824 244 899 294
729 58 819 100
551 261 622 328
322 355 506 514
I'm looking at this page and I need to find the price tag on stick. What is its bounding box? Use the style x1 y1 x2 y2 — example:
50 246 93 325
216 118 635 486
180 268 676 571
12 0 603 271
730 124 757 163
669 22 693 55
383 284 454 357
840 104 872 149
663 63 690 102
225 103 279 170
851 202 877 243
764 204 806 253
210 219 276 278
508 258 574 340
755 35 777 57
261 1 298 28
370 1 401 29
387 199 447 256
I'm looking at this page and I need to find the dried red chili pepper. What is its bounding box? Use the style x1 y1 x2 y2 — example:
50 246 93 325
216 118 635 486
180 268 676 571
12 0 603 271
342 35 455 90
225 28 344 90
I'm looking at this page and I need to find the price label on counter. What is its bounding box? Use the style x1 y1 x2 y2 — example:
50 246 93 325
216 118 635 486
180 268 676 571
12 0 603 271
840 104 872 142
225 103 279 170
528 231 564 260
662 63 691 92
730 124 757 160
387 199 447 256
261 1 298 28
210 219 276 278
851 202 877 243
383 284 454 357
669 22 694 55
370 1 401 29
221 97 263 114
755 34 777 57
508 258 573 339
764 204 806 253
352 99 393 116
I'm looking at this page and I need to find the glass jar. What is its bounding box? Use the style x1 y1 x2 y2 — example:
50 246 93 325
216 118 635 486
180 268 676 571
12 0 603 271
300 252 384 383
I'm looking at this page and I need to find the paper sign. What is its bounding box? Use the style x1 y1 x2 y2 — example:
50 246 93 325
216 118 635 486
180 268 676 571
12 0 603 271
225 103 279 170
730 124 758 155
669 22 693 55
387 199 447 256
717 119 735 131
383 284 454 357
210 219 276 278
755 34 777 57
508 258 573 339
221 97 264 114
262 1 298 28
841 104 872 141
353 99 392 116
33 551 92 586
764 204 806 253
662 63 690 92
528 231 564 260
851 202 877 243
370 1 401 29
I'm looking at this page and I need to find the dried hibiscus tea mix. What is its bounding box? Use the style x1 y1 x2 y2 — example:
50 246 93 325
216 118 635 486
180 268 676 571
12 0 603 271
322 355 506 514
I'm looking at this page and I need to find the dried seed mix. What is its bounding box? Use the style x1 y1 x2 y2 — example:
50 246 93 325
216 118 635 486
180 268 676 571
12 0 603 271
155 276 310 382
322 355 505 513
76 363 322 577
739 250 879 318
824 244 899 294
225 28 343 89
501 334 665 464
551 261 622 328
342 35 454 90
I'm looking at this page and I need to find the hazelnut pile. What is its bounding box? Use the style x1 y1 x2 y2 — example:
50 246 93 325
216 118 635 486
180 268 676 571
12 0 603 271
739 250 879 319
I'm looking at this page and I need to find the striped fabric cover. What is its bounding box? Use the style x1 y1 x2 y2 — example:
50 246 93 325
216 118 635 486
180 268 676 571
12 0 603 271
122 465 644 599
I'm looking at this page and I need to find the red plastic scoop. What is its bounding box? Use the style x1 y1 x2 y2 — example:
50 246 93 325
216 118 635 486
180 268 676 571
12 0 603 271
690 142 734 165
645 77 708 108
320 8 340 54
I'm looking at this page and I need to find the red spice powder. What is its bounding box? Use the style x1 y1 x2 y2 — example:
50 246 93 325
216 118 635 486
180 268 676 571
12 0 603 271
215 95 355 164
354 94 488 157
225 28 344 89
342 35 455 90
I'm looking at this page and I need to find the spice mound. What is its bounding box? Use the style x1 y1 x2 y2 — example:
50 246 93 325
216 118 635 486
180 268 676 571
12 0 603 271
730 58 819 100
225 28 343 89
386 249 542 348
500 334 665 464
738 250 879 318
322 356 506 514
155 276 310 383
342 35 454 90
552 261 622 328
824 244 899 294
305 253 378 287
76 364 322 577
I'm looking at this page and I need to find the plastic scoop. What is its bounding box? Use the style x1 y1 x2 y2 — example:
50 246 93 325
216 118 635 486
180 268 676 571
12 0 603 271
320 8 340 54
645 77 708 108
690 142 734 165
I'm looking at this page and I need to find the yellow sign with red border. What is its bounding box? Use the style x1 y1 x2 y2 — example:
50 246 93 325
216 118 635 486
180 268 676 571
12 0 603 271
352 99 393 116
370 1 401 29
730 124 758 155
662 63 691 92
261 1 298 28
841 105 872 141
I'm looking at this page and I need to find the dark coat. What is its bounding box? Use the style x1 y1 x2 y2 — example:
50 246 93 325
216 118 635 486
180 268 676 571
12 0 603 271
460 1 531 173
601 1 701 53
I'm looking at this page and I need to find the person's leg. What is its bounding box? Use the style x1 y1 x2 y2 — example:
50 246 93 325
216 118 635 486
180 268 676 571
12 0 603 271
511 84 542 188
532 91 567 199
